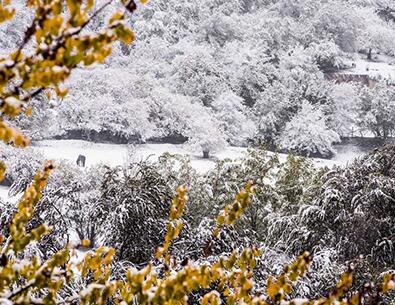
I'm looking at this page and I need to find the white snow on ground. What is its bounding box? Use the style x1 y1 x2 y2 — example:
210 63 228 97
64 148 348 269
345 54 395 82
31 140 359 173
0 140 364 202
0 185 22 205
332 144 366 166
0 186 10 200
32 140 249 173
0 140 364 211
0 140 363 200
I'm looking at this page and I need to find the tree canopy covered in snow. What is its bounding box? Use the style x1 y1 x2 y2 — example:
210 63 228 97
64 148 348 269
4 0 395 157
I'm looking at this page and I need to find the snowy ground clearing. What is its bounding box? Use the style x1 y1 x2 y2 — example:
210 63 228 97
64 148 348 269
0 140 352 204
0 185 16 203
31 140 363 172
32 140 248 173
345 54 395 82
0 140 365 203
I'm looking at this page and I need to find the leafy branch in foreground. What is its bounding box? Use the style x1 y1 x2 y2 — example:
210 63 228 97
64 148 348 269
0 174 393 305
0 0 144 179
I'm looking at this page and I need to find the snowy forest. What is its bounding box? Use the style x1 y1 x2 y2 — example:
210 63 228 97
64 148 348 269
0 0 394 304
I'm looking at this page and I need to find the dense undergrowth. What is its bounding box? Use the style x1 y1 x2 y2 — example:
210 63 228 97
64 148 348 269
0 144 394 303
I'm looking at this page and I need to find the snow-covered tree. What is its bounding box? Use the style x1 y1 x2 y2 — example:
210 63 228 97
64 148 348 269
184 105 228 158
212 91 256 146
132 0 201 44
277 102 340 157
356 83 395 139
306 40 346 71
254 63 332 145
101 162 174 264
311 1 364 53
57 68 158 142
171 44 229 106
328 83 360 137
198 13 242 47
357 7 395 58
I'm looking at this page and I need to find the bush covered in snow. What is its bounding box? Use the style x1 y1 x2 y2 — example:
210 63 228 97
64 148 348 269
0 143 44 195
1 146 395 304
100 161 175 264
295 145 395 268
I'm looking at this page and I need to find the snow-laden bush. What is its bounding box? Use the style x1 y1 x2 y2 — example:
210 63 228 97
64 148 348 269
2 145 394 303
100 161 174 264
48 163 107 248
277 102 340 157
3 163 394 305
295 145 395 269
0 143 44 195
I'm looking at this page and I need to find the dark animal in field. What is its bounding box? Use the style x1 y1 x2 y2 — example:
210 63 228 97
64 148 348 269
76 154 86 167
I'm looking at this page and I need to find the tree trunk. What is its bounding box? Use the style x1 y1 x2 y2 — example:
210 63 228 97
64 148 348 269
203 150 210 159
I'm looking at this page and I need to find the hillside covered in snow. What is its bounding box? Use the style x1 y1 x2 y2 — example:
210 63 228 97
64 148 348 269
3 0 395 159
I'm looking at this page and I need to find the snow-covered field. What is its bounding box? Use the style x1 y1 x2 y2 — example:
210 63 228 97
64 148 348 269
32 140 248 173
0 140 365 203
346 54 395 82
0 185 15 202
0 140 366 202
30 140 363 173
0 140 362 203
